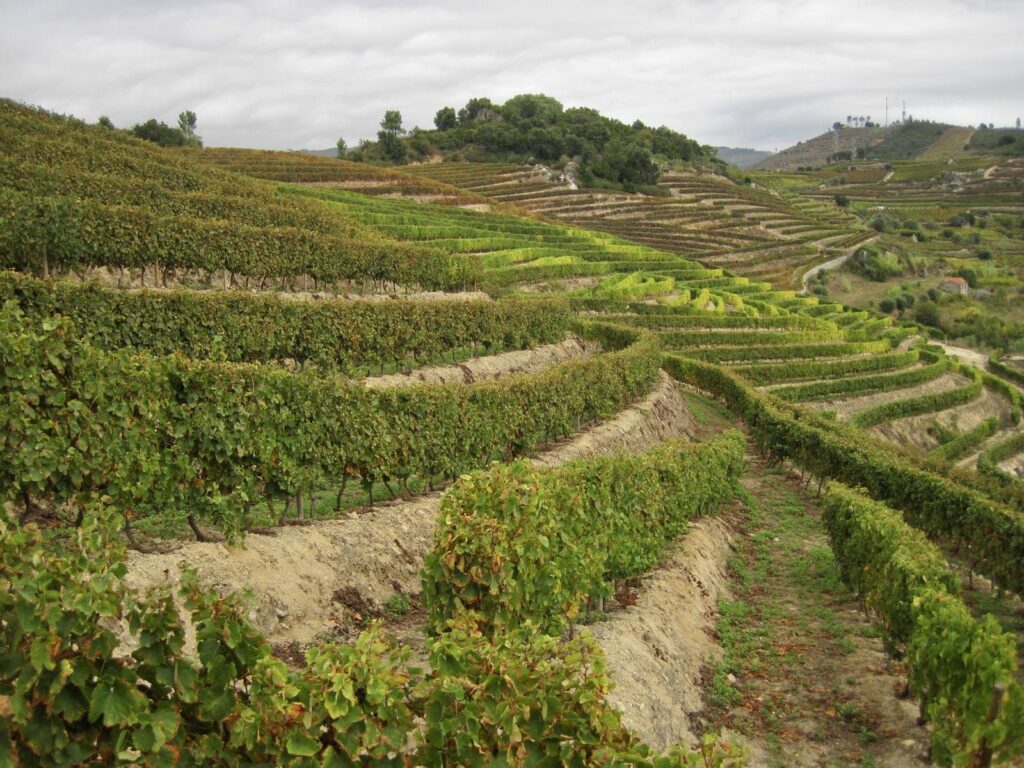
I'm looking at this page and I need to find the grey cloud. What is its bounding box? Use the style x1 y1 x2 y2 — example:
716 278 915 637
1 0 1021 150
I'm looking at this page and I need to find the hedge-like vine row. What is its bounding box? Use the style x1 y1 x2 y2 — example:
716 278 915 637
772 356 947 403
657 329 843 350
989 355 1024 388
733 350 920 386
847 365 982 429
822 484 1023 766
928 417 1000 463
1 304 659 538
422 432 746 635
662 354 1024 595
599 312 838 332
0 271 570 373
0 158 348 236
684 339 891 364
0 512 741 767
978 431 1024 483
0 189 475 290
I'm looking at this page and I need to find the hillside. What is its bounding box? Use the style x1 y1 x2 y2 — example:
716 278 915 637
350 93 721 192
714 145 773 168
754 126 889 170
3 98 1024 767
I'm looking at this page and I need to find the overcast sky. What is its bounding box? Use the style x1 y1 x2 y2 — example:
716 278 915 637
1 0 1021 151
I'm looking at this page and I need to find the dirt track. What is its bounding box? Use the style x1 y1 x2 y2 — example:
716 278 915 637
124 372 697 646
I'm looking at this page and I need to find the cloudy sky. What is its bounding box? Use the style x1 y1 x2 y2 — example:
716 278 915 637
1 0 1021 151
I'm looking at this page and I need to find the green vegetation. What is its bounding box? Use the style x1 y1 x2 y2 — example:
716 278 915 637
664 355 1024 596
864 120 952 160
823 484 1022 764
423 432 745 634
3 92 1024 767
1 513 744 767
363 93 720 189
970 127 1024 156
0 271 570 373
1 303 658 539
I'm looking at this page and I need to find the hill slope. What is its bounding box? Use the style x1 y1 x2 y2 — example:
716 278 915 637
714 146 773 169
754 127 889 170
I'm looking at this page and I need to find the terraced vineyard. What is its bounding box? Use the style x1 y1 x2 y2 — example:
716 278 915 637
403 162 872 287
3 100 1023 766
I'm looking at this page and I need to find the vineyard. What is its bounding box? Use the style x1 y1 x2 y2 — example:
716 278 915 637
2 99 1024 767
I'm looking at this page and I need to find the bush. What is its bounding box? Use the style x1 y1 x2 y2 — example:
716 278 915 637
834 194 850 208
850 246 903 281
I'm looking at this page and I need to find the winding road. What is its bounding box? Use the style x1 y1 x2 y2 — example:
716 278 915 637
798 234 879 294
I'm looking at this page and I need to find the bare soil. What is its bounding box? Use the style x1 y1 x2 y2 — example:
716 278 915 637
587 515 738 749
870 386 1010 453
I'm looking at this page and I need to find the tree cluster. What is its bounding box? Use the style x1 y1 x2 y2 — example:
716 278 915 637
129 110 202 147
360 94 716 190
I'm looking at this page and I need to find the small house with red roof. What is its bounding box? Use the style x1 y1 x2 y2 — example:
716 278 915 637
939 276 970 295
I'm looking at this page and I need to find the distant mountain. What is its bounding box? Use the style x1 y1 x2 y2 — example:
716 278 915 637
713 146 773 169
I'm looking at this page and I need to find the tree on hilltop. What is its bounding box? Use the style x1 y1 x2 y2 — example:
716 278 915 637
434 106 457 131
178 110 198 139
378 109 407 163
458 97 496 125
336 137 347 158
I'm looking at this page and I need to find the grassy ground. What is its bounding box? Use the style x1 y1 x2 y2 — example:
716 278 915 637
697 459 931 767
679 387 739 439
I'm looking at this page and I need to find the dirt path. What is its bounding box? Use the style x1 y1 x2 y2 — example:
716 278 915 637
932 341 989 369
124 372 697 646
362 336 595 388
798 235 878 294
697 460 933 767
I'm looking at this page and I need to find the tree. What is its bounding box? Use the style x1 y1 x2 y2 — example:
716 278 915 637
834 194 850 208
381 110 404 136
604 136 659 187
377 110 407 163
879 298 896 313
131 119 186 147
336 137 347 158
457 97 496 125
97 115 114 129
914 301 941 328
178 110 198 139
434 106 457 131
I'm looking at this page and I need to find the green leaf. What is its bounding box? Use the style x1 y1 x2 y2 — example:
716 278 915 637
285 730 320 757
88 678 145 727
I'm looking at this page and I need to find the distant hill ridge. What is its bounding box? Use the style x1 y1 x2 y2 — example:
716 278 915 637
713 146 773 169
754 126 889 171
755 119 1024 171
